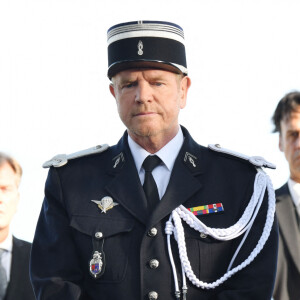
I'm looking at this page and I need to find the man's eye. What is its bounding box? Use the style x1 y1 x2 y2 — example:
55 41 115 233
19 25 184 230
123 82 136 89
289 132 299 139
152 82 163 86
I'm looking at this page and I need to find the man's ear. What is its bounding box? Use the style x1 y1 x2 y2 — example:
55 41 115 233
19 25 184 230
179 76 191 109
109 83 116 98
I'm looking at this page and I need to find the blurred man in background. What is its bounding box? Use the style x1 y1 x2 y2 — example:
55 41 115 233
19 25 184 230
272 91 300 300
0 153 35 300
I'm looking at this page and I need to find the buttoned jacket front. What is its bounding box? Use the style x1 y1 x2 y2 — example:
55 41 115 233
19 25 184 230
30 127 278 300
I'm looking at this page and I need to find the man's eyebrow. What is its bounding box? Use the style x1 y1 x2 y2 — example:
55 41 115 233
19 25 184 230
286 129 300 134
117 75 166 85
148 75 166 81
117 78 136 85
0 183 14 188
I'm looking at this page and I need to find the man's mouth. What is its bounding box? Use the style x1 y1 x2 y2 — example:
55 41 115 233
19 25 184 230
134 112 156 117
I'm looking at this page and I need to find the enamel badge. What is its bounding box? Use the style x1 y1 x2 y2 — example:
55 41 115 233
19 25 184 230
188 203 224 216
89 251 103 278
91 196 119 213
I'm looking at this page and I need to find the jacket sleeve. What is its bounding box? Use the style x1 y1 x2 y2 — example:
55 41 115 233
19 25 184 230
214 190 279 300
30 168 84 300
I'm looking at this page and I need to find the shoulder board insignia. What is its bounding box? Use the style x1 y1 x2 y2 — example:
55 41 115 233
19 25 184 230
208 144 276 169
43 144 109 168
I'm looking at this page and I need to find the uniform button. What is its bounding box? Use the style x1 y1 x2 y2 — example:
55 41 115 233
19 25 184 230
200 232 207 238
149 259 159 269
148 291 158 300
95 232 103 239
148 227 158 237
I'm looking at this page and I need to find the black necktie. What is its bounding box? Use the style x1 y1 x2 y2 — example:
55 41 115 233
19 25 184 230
142 155 161 213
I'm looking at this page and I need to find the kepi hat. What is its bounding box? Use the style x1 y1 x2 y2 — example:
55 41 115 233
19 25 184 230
107 20 188 78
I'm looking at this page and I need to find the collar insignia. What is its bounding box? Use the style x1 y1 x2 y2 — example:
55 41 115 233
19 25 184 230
91 196 119 213
188 203 224 216
184 152 197 167
112 152 125 169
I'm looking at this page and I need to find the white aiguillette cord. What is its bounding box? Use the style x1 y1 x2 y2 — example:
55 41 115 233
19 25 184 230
165 168 276 299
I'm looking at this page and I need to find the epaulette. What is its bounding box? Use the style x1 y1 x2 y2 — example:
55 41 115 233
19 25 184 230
208 144 276 169
43 144 109 168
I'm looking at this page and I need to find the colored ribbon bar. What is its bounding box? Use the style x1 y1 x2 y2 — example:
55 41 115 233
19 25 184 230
188 203 224 216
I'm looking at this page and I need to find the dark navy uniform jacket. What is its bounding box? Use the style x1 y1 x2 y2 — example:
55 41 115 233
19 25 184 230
30 127 278 300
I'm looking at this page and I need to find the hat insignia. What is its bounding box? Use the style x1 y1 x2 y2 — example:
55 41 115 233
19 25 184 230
91 196 119 213
137 40 143 56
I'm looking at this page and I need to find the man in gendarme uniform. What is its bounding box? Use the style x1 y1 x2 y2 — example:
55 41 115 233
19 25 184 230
30 21 278 300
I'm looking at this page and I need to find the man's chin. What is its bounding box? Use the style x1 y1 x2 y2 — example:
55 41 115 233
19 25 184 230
129 126 160 138
0 222 9 230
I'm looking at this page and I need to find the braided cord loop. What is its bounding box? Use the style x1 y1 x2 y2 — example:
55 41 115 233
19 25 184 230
165 169 276 290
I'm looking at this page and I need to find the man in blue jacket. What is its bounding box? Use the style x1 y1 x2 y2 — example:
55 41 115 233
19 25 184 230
31 20 278 300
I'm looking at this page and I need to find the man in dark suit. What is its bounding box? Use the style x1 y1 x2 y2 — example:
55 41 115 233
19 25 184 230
272 91 300 300
0 153 35 300
30 20 278 300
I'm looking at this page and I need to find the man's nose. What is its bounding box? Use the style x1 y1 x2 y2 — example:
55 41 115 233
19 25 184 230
135 82 152 103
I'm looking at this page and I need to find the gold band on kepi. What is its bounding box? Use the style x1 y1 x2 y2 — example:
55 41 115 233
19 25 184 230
107 20 188 78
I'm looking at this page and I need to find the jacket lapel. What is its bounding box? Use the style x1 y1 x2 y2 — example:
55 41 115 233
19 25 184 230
5 237 20 300
105 133 148 225
276 183 300 272
149 158 202 227
149 127 204 227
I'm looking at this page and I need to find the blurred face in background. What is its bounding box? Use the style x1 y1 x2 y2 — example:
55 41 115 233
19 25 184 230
0 162 20 232
279 108 300 182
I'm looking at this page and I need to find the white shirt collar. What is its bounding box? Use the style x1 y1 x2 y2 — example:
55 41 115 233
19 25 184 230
288 178 300 207
128 127 184 173
0 231 13 253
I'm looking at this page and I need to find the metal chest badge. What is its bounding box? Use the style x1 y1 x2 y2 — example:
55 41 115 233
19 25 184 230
91 196 119 213
89 251 104 278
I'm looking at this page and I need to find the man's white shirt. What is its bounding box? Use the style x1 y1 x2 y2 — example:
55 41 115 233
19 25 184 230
0 232 13 283
128 127 184 200
288 178 300 211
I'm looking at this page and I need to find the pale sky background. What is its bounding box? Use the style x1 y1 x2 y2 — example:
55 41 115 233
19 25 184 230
1 0 300 242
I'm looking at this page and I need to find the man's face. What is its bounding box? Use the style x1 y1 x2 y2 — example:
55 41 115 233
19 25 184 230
0 162 19 231
110 69 190 141
279 109 300 182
